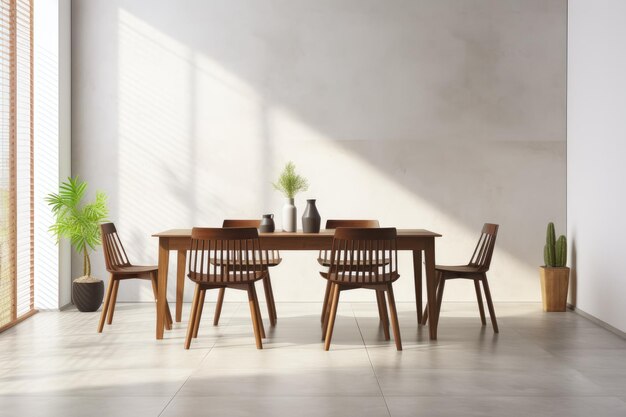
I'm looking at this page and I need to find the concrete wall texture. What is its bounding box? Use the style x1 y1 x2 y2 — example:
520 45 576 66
71 0 567 303
568 0 626 333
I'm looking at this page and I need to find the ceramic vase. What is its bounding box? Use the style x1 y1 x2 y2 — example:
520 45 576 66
282 198 297 232
302 199 321 233
259 214 275 233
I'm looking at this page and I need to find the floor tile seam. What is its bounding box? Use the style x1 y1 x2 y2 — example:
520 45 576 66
377 389 617 397
0 394 189 398
173 393 389 398
158 302 244 417
350 303 393 417
187 365 380 372
381 394 626 399
0 395 176 399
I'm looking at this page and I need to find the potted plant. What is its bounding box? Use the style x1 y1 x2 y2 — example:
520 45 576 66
539 222 569 312
273 162 309 232
46 177 109 312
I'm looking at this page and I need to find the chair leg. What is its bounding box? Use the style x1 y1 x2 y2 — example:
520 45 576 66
436 278 446 318
268 276 278 324
151 273 172 330
176 250 186 323
321 281 331 324
421 271 441 325
184 285 202 349
322 282 336 340
324 283 340 351
98 275 116 333
193 289 206 338
262 274 277 326
474 280 487 325
481 275 499 333
164 300 173 329
213 288 225 326
321 288 331 340
251 284 266 339
376 290 390 341
247 284 263 349
106 280 120 325
386 284 402 351
421 304 429 325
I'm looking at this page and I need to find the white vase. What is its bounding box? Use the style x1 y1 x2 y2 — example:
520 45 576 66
282 198 297 232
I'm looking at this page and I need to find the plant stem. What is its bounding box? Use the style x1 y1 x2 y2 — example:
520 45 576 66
83 247 91 277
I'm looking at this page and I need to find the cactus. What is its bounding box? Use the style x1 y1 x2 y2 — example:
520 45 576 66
546 222 556 251
543 222 567 267
544 243 555 267
556 235 567 267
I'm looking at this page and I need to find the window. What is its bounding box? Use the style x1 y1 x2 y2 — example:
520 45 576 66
0 0 34 331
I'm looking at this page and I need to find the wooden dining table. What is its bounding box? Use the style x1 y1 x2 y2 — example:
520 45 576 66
152 229 442 340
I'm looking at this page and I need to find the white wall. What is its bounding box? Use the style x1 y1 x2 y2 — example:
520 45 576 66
567 0 626 332
34 0 72 309
71 0 566 303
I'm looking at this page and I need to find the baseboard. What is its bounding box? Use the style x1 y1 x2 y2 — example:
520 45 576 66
568 303 626 340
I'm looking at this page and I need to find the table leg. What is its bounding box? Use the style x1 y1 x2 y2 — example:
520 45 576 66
176 250 187 322
424 239 438 340
412 250 423 325
156 239 170 340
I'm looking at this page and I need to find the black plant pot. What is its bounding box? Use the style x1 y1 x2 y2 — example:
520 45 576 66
72 280 104 312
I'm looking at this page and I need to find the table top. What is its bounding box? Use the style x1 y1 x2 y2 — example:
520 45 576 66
153 229 441 238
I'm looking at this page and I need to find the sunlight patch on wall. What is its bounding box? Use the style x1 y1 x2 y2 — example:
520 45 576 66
116 8 537 302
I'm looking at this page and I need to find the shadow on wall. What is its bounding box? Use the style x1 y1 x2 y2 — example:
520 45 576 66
72 0 566 302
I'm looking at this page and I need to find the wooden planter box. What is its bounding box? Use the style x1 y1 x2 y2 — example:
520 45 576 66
539 266 570 312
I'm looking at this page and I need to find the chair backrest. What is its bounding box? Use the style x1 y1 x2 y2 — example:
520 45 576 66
321 220 380 261
100 222 131 272
468 223 499 271
325 219 380 229
222 219 280 263
222 219 260 228
327 227 398 284
189 227 266 283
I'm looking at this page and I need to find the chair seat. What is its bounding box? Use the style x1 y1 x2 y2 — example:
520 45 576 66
188 270 267 284
320 271 399 284
110 265 157 276
267 259 282 267
436 264 487 275
317 257 391 267
210 258 282 268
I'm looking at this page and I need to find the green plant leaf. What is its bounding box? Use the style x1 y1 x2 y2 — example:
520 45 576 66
272 161 309 199
45 177 109 275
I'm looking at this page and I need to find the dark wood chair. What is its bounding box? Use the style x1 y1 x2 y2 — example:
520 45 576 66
321 227 402 350
319 220 380 323
98 222 173 333
185 227 268 349
422 223 500 332
208 220 279 327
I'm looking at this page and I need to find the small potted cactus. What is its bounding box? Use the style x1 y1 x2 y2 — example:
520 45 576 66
539 222 569 312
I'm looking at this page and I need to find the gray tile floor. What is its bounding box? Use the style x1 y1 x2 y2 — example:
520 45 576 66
1 302 625 416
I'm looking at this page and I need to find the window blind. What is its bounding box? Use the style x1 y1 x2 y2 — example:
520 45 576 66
0 0 33 331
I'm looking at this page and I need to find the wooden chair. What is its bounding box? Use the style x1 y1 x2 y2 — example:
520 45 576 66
98 223 173 333
209 220 279 327
422 223 499 333
185 227 268 349
321 227 402 350
318 220 380 323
